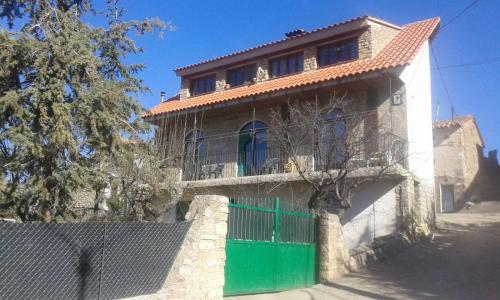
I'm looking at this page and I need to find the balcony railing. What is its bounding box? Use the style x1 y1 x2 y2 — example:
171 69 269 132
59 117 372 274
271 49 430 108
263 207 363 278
180 133 407 181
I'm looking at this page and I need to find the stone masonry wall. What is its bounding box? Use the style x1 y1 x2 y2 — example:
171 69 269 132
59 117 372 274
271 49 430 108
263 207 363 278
397 176 434 237
369 22 400 57
141 195 229 300
179 77 190 100
255 58 269 82
303 46 318 72
318 211 350 282
358 28 372 59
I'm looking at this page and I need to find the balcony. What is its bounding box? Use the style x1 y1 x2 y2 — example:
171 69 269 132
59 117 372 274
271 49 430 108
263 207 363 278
179 133 407 183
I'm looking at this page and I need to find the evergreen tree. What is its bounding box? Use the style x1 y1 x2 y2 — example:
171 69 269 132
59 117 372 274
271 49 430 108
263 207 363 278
0 0 168 220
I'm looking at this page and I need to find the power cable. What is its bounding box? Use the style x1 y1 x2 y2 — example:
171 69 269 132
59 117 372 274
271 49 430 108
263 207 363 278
440 0 480 31
431 46 456 118
430 0 481 119
433 57 500 69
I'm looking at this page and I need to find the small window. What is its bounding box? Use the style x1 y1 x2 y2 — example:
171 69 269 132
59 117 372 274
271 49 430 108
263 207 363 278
227 64 256 87
191 74 216 96
270 52 304 77
318 39 358 67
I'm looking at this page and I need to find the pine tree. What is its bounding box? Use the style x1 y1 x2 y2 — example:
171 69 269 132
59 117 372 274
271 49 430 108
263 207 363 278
0 0 168 220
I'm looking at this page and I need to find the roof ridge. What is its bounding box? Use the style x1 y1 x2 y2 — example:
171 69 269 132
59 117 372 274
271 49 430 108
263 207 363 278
146 17 440 118
402 17 441 27
174 15 372 72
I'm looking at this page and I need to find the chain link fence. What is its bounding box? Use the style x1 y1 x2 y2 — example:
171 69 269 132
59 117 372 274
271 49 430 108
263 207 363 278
0 222 191 300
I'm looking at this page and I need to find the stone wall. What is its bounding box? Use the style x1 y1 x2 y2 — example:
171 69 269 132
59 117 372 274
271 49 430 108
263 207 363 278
303 46 318 72
358 28 372 59
369 22 400 57
131 195 229 300
397 176 434 237
318 211 350 282
433 120 484 211
179 77 190 100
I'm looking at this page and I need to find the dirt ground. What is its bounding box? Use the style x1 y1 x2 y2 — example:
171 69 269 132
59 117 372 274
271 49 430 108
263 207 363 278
227 201 500 300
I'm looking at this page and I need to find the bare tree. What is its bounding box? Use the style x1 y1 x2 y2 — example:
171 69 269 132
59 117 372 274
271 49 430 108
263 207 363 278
268 90 407 212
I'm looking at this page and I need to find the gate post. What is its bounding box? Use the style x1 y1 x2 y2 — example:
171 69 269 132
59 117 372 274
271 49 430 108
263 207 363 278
162 195 229 300
274 197 280 243
318 210 350 282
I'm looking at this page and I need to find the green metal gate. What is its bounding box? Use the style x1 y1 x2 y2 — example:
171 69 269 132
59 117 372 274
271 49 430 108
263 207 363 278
223 197 317 296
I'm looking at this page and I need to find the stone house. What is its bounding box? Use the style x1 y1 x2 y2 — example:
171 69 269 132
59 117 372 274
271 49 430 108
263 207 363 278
145 16 440 293
433 115 499 212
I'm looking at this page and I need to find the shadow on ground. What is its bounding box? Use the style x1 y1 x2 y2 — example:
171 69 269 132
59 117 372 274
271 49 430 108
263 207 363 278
227 211 500 300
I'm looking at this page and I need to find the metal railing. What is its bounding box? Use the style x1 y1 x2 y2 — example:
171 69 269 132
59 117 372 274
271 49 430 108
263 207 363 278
181 133 407 181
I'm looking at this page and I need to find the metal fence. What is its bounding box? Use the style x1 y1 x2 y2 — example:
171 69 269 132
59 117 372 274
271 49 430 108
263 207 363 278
0 222 191 300
227 197 316 244
181 133 407 181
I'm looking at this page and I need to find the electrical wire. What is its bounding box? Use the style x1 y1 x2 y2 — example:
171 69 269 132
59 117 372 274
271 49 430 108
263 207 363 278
430 0 481 119
433 57 500 70
440 0 480 31
431 45 456 117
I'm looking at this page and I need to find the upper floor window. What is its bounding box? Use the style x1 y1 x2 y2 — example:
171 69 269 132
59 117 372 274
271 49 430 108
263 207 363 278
270 52 303 78
191 74 216 96
318 39 358 67
227 64 256 87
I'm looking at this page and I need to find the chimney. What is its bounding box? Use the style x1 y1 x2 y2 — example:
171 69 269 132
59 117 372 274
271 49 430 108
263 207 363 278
285 29 307 38
160 91 166 102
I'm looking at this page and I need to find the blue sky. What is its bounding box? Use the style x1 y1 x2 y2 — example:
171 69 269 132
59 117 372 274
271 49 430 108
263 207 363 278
119 0 499 153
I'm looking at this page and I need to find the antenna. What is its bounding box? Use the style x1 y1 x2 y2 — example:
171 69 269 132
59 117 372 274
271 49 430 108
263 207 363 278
435 103 440 121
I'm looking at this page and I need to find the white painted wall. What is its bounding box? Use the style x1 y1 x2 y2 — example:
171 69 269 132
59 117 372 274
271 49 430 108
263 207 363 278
397 41 435 183
341 181 397 250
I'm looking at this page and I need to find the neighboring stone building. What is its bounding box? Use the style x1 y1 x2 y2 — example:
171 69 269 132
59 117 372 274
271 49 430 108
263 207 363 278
145 16 440 296
434 115 500 212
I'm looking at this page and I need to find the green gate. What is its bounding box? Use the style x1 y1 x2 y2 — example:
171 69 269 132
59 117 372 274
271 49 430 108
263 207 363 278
223 197 317 296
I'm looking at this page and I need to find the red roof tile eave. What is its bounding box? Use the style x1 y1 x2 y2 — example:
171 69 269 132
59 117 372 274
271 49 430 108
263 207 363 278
143 62 406 120
145 17 440 120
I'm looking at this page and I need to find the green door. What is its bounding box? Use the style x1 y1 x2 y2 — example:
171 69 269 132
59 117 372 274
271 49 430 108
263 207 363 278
223 197 317 296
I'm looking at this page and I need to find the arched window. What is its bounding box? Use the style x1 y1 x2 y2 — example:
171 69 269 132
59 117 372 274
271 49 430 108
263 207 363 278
238 121 267 176
183 130 205 180
316 108 348 170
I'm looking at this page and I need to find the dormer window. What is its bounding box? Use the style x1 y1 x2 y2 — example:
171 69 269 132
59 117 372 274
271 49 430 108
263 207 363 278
270 52 303 78
227 64 256 87
318 39 358 67
191 74 216 96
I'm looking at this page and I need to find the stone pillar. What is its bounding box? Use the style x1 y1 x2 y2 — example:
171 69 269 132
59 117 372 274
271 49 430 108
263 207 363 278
303 46 317 72
255 58 269 82
358 28 372 59
162 195 229 300
179 77 190 100
318 210 350 282
215 70 226 92
397 177 433 240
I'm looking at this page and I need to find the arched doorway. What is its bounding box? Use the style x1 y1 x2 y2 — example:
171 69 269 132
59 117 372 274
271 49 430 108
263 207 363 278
238 121 267 176
183 130 205 180
316 108 348 170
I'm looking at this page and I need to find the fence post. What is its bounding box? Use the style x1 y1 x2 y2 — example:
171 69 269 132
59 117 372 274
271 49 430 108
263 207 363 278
274 197 280 243
97 223 108 300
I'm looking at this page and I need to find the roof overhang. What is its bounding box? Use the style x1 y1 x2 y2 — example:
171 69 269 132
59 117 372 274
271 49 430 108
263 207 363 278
175 16 372 77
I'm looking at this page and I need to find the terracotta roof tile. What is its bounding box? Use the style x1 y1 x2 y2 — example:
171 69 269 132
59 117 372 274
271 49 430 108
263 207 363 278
174 15 370 72
146 17 440 118
433 115 474 129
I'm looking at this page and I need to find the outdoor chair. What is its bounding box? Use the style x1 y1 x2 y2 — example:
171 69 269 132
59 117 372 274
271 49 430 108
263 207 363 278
201 163 225 179
263 157 280 174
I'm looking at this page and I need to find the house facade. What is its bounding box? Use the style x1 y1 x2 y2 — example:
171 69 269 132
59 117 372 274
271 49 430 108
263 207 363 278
145 15 439 293
433 115 500 212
